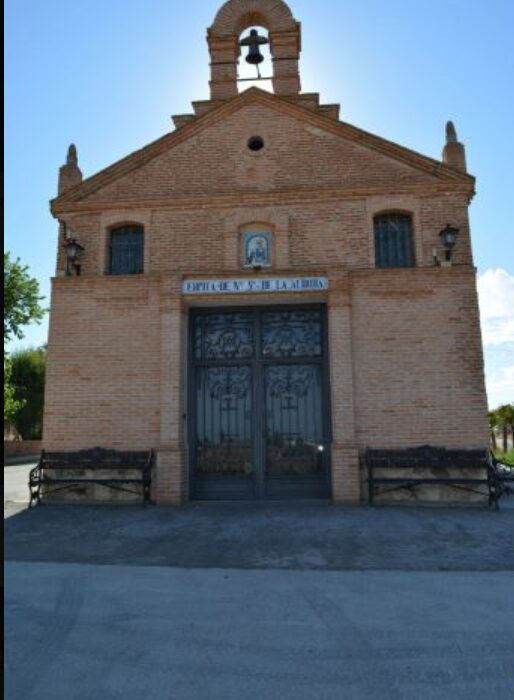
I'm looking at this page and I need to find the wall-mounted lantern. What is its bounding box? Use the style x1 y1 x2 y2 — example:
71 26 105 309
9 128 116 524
433 224 460 266
63 235 84 276
440 224 459 261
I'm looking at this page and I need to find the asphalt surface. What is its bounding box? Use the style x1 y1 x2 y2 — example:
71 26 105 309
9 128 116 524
5 462 514 699
5 562 514 700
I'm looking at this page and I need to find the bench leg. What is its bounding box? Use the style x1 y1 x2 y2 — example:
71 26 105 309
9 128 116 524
489 481 501 510
28 481 41 508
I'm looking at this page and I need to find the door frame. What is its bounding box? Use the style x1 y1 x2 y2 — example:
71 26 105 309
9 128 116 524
187 303 333 500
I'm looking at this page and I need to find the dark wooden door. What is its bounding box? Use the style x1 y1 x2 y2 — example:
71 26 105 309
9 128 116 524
189 307 331 500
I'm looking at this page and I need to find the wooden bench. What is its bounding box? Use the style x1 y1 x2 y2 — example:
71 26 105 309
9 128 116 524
28 447 154 507
365 445 495 506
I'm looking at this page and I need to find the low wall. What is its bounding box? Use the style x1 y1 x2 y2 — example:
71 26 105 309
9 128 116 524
4 440 42 459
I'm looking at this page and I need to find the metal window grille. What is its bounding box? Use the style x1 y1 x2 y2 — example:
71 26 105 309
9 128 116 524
109 226 144 275
374 214 414 268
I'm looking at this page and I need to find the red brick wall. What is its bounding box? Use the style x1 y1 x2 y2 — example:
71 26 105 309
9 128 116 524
77 105 450 206
59 195 474 279
55 103 474 276
45 91 486 503
43 275 162 451
4 440 42 458
350 268 488 449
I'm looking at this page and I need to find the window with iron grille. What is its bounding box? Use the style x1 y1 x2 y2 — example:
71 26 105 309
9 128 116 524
374 214 414 268
109 226 144 275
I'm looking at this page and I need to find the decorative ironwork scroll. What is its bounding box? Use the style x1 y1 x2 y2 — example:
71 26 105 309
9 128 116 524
261 310 322 358
194 313 254 360
266 365 315 399
195 366 253 476
205 366 252 400
264 364 323 477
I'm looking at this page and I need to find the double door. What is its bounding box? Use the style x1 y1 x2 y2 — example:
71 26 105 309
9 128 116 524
189 306 331 500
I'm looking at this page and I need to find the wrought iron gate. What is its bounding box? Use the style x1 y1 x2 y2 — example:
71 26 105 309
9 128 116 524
189 306 331 499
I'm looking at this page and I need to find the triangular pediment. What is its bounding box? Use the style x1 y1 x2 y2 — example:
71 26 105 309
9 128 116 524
51 88 474 212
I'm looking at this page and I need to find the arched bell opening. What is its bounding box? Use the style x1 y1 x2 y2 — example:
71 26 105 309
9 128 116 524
208 0 301 100
237 26 273 93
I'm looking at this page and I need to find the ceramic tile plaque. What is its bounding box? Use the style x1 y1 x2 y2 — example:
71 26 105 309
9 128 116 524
243 232 272 268
182 277 329 295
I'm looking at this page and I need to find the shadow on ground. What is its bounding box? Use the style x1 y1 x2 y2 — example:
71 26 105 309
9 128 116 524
5 501 514 571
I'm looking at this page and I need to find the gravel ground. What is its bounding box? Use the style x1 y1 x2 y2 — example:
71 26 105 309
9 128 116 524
5 499 514 571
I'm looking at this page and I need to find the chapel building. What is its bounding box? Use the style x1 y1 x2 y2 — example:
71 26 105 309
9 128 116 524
44 0 489 504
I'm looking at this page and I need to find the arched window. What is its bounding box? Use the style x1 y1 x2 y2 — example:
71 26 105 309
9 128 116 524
374 214 414 268
109 225 144 275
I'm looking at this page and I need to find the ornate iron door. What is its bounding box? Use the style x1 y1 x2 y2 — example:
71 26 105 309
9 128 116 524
189 307 331 499
264 364 326 497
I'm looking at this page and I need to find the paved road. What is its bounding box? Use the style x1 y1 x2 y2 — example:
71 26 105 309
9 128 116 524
5 463 514 699
4 463 35 509
5 562 514 700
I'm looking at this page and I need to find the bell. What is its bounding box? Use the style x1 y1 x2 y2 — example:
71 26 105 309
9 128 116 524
239 28 268 66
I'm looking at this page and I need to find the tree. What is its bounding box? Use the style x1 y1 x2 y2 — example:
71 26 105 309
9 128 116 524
496 404 514 453
10 347 46 439
488 410 498 450
507 405 514 447
4 252 45 344
4 252 46 424
4 355 24 423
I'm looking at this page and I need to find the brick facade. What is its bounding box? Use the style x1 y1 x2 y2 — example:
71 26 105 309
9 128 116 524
44 0 489 504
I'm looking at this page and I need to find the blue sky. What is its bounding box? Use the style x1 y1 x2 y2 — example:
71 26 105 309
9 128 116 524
5 0 514 408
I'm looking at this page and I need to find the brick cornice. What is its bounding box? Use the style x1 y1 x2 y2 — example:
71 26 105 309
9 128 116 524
51 181 474 216
50 88 474 215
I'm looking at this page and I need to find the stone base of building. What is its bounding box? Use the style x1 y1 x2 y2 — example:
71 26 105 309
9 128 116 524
40 468 144 504
362 460 490 505
37 446 490 506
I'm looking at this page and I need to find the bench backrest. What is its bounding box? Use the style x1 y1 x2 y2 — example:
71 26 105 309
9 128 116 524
41 447 152 469
365 445 488 470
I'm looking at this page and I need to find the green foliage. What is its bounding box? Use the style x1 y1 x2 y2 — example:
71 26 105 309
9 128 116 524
4 251 46 344
4 355 25 423
496 403 514 426
493 449 514 465
489 403 514 453
10 347 46 440
4 252 46 428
